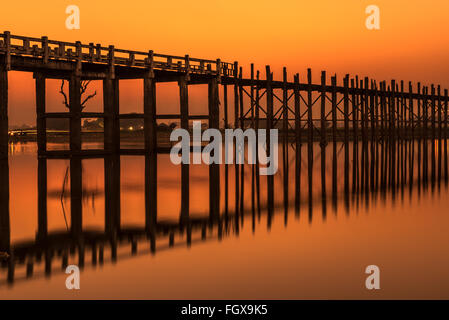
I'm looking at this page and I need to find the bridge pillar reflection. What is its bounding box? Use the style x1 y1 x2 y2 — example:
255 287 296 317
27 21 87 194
144 74 157 231
0 60 9 252
0 159 9 252
70 157 82 235
179 76 189 223
37 158 48 239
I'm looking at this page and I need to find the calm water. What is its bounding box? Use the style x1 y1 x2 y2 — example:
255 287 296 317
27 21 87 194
1 141 449 299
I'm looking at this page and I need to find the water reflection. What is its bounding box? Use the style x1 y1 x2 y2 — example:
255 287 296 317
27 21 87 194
0 138 448 297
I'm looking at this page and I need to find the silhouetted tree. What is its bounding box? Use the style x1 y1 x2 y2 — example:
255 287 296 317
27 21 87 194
59 80 97 111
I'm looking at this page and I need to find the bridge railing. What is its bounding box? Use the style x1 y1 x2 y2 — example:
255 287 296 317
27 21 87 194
0 31 235 77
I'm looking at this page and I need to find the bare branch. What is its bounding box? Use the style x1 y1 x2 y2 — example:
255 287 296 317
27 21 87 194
80 80 91 95
81 91 97 109
59 80 70 109
59 79 97 110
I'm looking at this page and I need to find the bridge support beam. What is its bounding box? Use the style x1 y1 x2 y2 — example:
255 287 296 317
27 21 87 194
144 75 157 231
265 66 274 218
209 78 220 221
69 75 82 152
0 61 9 252
0 158 9 252
104 77 119 153
179 77 189 223
35 73 46 153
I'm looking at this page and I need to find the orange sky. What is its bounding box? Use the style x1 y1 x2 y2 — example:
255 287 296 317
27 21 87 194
2 0 449 125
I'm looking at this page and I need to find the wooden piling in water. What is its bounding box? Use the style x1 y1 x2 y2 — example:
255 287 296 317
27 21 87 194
35 73 46 154
255 70 261 217
331 75 337 206
0 158 9 252
283 67 289 216
294 73 301 211
0 58 8 161
69 74 82 152
233 62 240 219
239 67 244 218
223 84 229 216
320 71 327 203
437 85 442 183
179 76 190 223
37 158 47 239
431 85 436 185
144 73 157 230
266 66 274 214
343 75 350 193
208 77 220 221
70 157 82 235
307 69 314 218
444 89 448 182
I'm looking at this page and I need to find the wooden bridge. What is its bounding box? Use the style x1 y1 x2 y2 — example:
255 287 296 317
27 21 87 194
1 32 449 279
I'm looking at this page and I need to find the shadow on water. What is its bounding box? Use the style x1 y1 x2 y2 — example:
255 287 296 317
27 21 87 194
0 135 448 287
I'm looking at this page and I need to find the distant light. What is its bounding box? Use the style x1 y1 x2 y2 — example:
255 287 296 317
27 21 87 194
129 126 134 131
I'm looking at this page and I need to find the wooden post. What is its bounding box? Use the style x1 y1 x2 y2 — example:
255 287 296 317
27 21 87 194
437 85 442 182
238 68 244 217
423 86 429 184
144 73 157 231
104 77 119 153
331 75 337 202
431 85 436 185
282 67 289 215
255 70 261 218
307 69 314 207
233 62 240 219
0 60 9 252
105 155 120 235
370 79 376 191
0 60 8 160
179 77 189 223
417 83 422 186
444 89 448 182
36 73 46 153
390 80 396 189
409 82 414 185
0 158 9 252
343 75 350 193
294 74 301 211
209 77 220 221
379 81 385 189
250 64 256 218
351 78 358 193
320 71 327 201
266 66 274 214
224 84 229 216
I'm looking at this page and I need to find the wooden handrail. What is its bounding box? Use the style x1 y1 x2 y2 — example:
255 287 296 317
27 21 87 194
0 32 234 77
